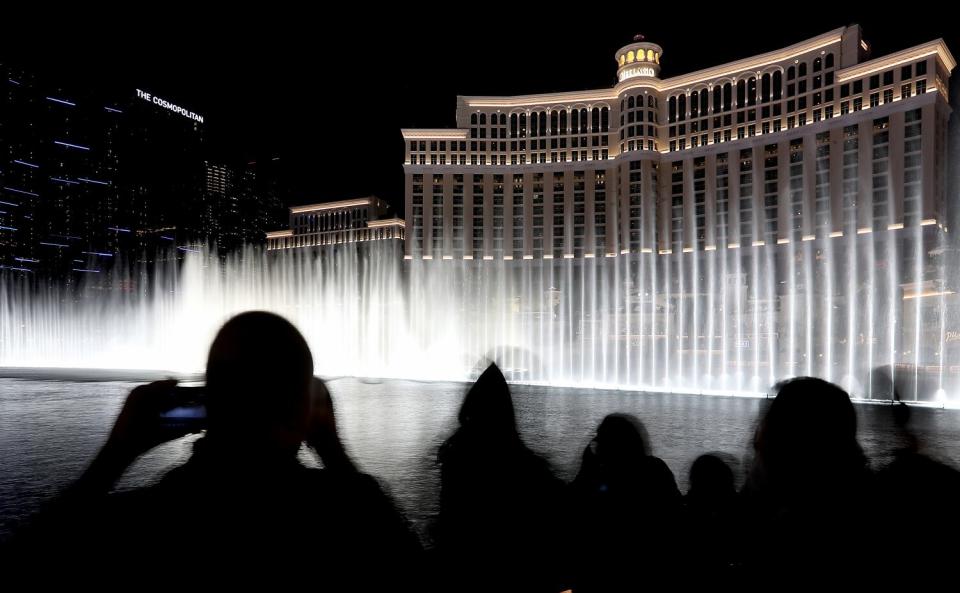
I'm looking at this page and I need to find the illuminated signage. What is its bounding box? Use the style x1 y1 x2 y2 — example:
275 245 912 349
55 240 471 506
618 67 657 82
136 89 204 124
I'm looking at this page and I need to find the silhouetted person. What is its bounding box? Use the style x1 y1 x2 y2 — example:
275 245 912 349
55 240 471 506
568 413 682 592
874 381 960 578
684 453 743 583
741 377 872 582
10 311 422 588
432 363 566 593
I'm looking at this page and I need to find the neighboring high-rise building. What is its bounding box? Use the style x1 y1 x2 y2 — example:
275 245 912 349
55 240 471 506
202 159 288 254
401 26 954 261
1 64 209 277
266 196 404 251
1 64 285 276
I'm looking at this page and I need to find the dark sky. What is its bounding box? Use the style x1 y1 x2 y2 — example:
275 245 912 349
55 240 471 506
4 12 957 214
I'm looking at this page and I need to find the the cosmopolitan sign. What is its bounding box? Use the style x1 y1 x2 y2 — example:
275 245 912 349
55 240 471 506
136 89 204 124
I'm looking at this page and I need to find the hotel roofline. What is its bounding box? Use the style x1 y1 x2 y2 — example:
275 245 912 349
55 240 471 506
396 31 955 129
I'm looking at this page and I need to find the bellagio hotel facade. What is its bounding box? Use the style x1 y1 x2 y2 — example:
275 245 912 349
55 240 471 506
401 25 954 262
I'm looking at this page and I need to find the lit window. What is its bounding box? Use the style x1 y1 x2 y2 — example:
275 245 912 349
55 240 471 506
627 50 635 63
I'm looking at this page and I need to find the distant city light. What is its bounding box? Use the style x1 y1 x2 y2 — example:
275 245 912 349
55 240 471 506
3 187 39 196
46 97 76 107
54 141 91 151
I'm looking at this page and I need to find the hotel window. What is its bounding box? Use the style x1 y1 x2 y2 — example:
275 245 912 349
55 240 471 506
853 98 863 111
916 60 927 75
825 53 834 68
787 66 795 80
825 106 833 119
916 80 926 94
902 84 912 99
799 62 807 77
870 75 880 90
883 89 893 104
883 71 893 86
841 84 850 98
853 80 863 94
870 93 879 108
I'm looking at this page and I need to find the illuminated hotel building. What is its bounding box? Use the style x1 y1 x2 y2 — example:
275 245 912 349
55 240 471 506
266 196 405 251
401 26 954 261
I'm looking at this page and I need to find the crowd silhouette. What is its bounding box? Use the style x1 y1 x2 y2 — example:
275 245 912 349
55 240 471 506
5 311 960 590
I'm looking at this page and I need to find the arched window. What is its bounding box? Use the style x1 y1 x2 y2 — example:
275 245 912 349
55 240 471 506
713 86 722 113
539 112 547 136
580 108 588 133
668 96 677 123
531 112 539 136
571 109 579 132
773 71 783 100
628 96 635 109
813 57 822 72
723 83 732 111
787 66 796 80
550 110 559 135
559 110 568 134
748 77 757 106
601 107 609 131
499 113 506 125
471 113 478 125
647 95 655 108
479 113 487 125
799 62 807 77
519 113 527 137
825 53 834 69
690 90 699 118
678 94 686 121
510 113 518 138
761 73 771 102
736 80 745 108
700 91 707 116
591 107 600 133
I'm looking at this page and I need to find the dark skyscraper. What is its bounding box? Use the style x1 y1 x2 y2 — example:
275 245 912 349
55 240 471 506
0 62 290 278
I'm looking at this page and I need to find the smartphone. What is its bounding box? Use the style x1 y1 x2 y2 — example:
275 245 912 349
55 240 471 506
158 385 208 434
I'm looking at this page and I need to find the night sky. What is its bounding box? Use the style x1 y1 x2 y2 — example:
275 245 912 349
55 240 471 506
4 13 957 215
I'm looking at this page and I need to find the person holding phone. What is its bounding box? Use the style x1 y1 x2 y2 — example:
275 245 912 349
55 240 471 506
9 311 423 588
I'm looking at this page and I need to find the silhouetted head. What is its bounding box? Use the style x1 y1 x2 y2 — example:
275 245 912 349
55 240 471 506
593 413 649 468
754 377 865 486
688 453 736 499
205 311 314 456
457 363 518 439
